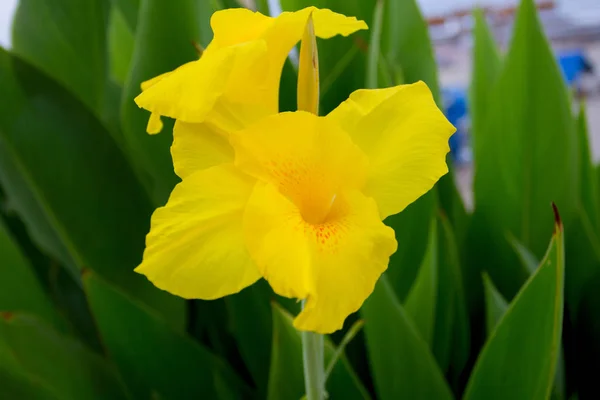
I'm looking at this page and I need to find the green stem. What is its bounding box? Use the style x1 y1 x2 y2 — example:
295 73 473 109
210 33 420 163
301 304 324 400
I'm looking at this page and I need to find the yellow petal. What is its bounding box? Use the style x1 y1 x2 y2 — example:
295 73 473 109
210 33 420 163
135 164 260 299
135 40 272 126
231 112 367 224
209 7 367 50
207 7 367 117
327 81 456 219
244 183 397 333
171 120 234 179
146 112 163 135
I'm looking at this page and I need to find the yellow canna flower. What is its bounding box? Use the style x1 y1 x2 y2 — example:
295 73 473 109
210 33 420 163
134 7 455 334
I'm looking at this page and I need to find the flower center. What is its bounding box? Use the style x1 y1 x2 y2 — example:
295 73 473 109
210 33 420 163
299 192 337 225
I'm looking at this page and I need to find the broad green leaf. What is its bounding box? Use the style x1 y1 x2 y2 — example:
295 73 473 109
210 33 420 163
280 0 373 114
386 191 436 300
267 303 370 400
12 0 109 113
482 273 508 336
83 272 249 400
108 6 135 85
0 313 128 400
381 0 439 100
0 220 59 327
362 275 453 400
470 8 501 140
0 50 184 327
482 271 566 400
110 0 140 32
405 218 437 346
470 0 577 297
463 206 565 400
433 214 470 377
0 368 59 400
121 0 212 205
226 281 273 397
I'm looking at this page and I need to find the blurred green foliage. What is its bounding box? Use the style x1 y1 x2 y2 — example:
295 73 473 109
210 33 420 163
0 0 598 398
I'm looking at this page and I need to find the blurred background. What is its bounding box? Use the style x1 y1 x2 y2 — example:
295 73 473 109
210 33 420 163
2 0 600 399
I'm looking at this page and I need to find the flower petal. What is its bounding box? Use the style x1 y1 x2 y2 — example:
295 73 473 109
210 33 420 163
244 183 397 333
135 164 260 299
135 40 272 125
327 81 456 219
230 112 367 224
171 121 234 179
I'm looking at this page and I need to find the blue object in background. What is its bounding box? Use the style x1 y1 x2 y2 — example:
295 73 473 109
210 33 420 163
557 49 591 86
442 87 470 165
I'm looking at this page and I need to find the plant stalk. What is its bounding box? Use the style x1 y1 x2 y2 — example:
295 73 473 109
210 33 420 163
301 308 325 400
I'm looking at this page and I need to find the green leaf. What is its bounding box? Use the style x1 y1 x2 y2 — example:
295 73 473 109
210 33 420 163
381 0 439 100
108 6 135 85
463 206 565 400
226 281 273 396
0 50 184 328
0 368 60 400
83 271 249 400
470 7 502 139
267 303 370 400
12 0 109 113
482 273 508 336
121 0 212 204
576 105 599 231
365 0 384 89
508 235 539 274
433 213 470 377
405 218 437 346
385 191 436 300
562 106 600 314
362 275 453 400
110 0 140 32
0 313 129 400
0 220 59 327
470 0 577 297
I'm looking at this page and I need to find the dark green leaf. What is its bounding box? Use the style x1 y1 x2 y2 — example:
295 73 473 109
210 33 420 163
576 105 599 231
508 234 539 274
482 273 508 336
365 0 384 89
385 191 436 300
83 271 249 400
0 368 60 400
470 8 501 140
463 207 564 400
110 0 140 32
0 220 59 327
121 0 212 204
405 218 437 346
470 0 577 297
381 0 439 100
0 313 129 400
267 303 370 400
12 0 109 113
362 275 453 400
226 281 273 396
108 6 135 85
0 49 184 328
433 214 470 377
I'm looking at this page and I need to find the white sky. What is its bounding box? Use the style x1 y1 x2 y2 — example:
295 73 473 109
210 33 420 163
0 0 17 48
